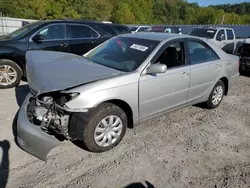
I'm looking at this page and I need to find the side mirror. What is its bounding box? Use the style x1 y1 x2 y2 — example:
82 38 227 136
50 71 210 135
32 34 43 43
146 63 167 74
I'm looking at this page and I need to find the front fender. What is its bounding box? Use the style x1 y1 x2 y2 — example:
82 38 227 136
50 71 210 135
65 82 139 123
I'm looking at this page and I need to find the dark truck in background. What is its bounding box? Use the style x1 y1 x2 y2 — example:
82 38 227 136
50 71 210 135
238 42 250 74
0 20 131 89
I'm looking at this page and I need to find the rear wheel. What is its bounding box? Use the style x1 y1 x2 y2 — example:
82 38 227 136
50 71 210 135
82 103 127 152
0 60 22 89
205 80 225 109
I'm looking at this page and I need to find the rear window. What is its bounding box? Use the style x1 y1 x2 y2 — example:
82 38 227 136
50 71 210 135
226 29 234 40
189 28 216 39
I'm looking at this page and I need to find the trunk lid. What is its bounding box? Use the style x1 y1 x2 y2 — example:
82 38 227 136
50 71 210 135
26 51 123 95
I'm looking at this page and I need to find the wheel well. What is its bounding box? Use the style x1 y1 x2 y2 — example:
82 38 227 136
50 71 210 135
104 99 134 128
220 77 229 95
0 56 24 71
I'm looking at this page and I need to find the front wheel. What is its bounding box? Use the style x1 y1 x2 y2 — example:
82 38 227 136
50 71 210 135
82 103 127 152
0 60 22 89
205 80 225 109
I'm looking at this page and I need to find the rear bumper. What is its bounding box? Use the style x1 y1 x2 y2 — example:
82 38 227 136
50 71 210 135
240 57 250 72
241 62 250 71
17 93 61 161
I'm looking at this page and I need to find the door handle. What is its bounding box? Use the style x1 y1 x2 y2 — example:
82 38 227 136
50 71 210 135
60 43 68 47
181 72 190 78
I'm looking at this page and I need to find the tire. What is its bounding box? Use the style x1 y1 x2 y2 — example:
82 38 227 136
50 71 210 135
82 103 127 152
205 80 225 109
0 59 22 89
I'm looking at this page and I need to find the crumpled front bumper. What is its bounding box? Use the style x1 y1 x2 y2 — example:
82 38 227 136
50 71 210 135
17 93 61 161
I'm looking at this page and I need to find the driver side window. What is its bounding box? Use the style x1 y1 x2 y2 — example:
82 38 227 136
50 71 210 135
155 42 185 69
216 29 225 41
38 24 66 40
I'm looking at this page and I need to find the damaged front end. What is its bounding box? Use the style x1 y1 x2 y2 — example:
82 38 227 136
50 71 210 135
27 91 88 141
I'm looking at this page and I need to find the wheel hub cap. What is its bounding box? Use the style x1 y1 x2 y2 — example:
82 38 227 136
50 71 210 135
94 115 123 147
212 85 223 105
0 65 17 86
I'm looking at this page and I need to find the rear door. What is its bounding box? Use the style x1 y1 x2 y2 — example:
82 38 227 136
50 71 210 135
67 24 102 55
28 24 70 52
223 29 236 54
187 39 222 102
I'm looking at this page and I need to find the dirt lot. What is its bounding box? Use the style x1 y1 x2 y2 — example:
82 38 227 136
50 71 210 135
0 75 250 188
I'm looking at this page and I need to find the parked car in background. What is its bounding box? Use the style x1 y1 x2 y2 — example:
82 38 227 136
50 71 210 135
0 19 130 89
238 42 250 73
16 32 239 161
188 27 236 55
129 25 151 33
149 25 182 34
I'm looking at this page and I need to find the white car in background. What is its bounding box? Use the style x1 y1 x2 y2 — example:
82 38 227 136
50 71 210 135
129 26 151 33
188 27 236 54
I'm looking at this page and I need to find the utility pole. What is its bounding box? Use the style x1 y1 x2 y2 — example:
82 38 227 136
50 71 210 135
221 14 225 24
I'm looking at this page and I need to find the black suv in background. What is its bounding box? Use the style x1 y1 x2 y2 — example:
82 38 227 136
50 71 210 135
0 20 131 88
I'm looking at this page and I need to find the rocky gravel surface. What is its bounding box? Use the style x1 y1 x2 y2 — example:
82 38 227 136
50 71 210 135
0 75 250 188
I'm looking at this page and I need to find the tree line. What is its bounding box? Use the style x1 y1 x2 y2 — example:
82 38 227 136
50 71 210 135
0 0 250 25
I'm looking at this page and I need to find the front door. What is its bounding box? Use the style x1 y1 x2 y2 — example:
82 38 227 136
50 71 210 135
139 40 190 120
215 29 226 49
28 24 69 52
187 39 222 102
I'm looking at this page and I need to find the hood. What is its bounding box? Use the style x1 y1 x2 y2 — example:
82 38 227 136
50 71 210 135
26 51 123 95
0 35 11 41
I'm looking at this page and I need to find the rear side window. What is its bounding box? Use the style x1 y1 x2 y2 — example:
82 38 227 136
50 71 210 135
226 29 234 40
188 41 220 65
69 25 99 39
98 25 116 36
111 26 129 34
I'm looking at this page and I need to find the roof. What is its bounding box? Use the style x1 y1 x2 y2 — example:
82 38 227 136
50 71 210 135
195 26 233 30
120 32 186 41
32 19 128 27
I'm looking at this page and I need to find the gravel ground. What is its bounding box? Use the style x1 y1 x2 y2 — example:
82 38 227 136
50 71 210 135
0 75 250 188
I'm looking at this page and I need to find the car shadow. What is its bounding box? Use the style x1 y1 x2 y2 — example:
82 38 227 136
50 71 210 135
124 181 155 188
0 140 10 188
15 84 29 107
240 72 250 77
12 110 19 147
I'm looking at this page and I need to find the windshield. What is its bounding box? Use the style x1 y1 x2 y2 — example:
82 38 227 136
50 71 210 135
188 28 217 39
6 21 42 39
84 36 159 72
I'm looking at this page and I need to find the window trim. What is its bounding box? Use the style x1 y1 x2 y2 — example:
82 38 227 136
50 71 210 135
216 29 226 41
67 23 101 40
29 23 67 42
187 38 221 66
149 38 188 71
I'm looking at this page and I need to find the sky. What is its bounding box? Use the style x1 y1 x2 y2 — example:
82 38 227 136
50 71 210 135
187 0 250 6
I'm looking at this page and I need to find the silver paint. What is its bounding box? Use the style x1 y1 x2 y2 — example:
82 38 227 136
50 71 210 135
18 33 240 161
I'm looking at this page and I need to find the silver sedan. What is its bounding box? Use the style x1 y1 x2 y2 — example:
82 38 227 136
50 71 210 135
16 32 240 160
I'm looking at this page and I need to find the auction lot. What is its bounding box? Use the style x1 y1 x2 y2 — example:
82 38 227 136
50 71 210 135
0 75 250 188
